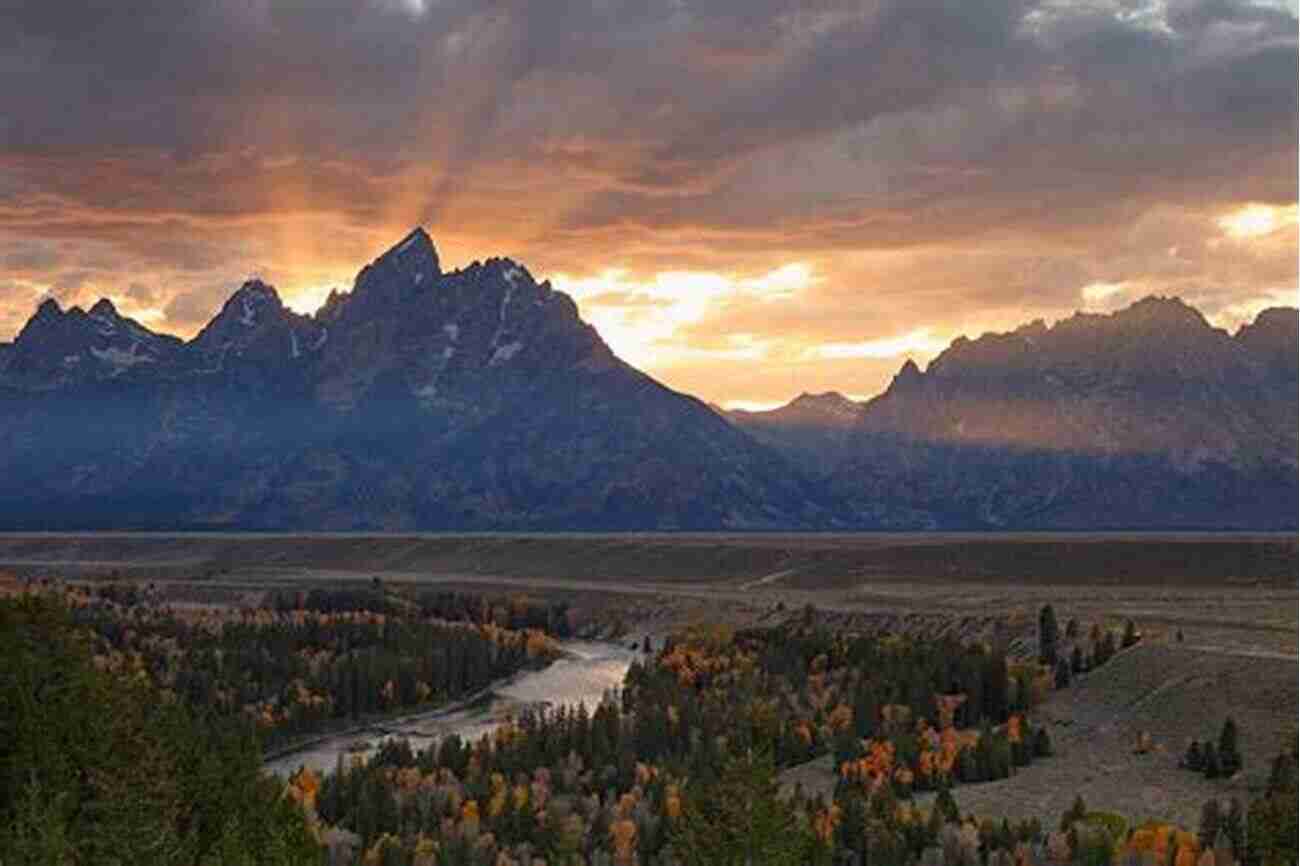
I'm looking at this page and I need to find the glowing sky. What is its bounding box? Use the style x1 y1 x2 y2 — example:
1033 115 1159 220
2 0 1296 406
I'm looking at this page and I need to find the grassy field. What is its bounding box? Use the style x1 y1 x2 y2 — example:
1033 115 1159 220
0 532 1293 586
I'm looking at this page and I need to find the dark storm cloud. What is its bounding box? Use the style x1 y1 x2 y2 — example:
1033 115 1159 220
2 0 1292 224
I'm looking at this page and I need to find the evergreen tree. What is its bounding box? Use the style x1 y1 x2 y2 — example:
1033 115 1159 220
1218 717 1241 777
1198 799 1221 850
1185 740 1203 771
1222 798 1244 860
1122 619 1139 649
1097 630 1117 666
934 787 960 824
1203 742 1222 779
1266 749 1295 796
0 596 322 864
1250 746 1299 866
1038 605 1059 668
1055 658 1072 689
1033 727 1053 758
834 789 869 856
1060 795 1088 833
671 749 812 866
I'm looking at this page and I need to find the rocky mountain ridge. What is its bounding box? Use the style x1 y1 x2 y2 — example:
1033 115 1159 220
2 230 1295 530
730 296 1298 528
0 229 828 530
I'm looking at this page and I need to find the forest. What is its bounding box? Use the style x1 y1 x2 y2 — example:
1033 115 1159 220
64 582 564 749
1 581 1295 866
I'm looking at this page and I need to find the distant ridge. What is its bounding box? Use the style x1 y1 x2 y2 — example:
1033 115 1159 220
731 296 1298 529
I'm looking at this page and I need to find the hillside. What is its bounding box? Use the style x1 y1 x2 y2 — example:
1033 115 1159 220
1 231 1295 530
730 298 1298 529
0 230 827 530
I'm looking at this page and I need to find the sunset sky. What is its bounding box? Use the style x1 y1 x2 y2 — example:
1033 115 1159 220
2 0 1297 408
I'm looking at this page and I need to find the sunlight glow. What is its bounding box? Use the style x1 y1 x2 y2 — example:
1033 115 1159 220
552 264 814 369
722 399 787 412
283 281 349 317
129 306 166 324
1081 281 1128 303
1217 204 1298 239
1210 288 1300 330
807 328 948 361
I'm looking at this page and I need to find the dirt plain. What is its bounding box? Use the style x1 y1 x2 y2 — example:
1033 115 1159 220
2 532 1295 827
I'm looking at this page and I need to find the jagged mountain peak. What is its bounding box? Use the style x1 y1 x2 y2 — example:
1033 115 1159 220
389 227 438 268
1238 305 1298 338
9 293 182 381
190 277 328 367
1236 305 1299 382
331 227 441 323
791 390 852 406
784 391 861 419
194 279 286 344
88 298 118 318
1082 295 1216 339
886 358 925 394
232 277 281 302
733 390 862 428
924 294 1229 382
32 297 62 322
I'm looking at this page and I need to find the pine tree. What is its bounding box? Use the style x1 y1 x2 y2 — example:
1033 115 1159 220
1097 630 1117 666
1122 619 1139 649
1033 727 1053 758
1185 741 1203 771
1222 798 1244 860
934 787 960 824
1203 742 1222 779
671 749 812 866
1060 794 1088 832
1266 749 1295 796
1218 717 1241 777
1039 605 1059 668
1055 658 1072 689
1198 799 1221 850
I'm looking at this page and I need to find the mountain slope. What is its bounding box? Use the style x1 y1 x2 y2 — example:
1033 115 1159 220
730 298 1298 529
725 392 864 476
1 235 1294 530
0 230 828 530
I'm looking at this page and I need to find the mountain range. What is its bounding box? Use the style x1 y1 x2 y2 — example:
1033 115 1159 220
1 229 1295 530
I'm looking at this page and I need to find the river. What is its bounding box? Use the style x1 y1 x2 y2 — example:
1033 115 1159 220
264 640 639 777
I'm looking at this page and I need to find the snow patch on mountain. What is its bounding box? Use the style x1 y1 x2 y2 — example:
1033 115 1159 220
91 343 153 373
489 340 524 366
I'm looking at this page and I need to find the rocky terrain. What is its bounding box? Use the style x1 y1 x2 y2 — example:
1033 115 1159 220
731 298 1299 529
1 228 1295 530
0 230 826 530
